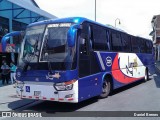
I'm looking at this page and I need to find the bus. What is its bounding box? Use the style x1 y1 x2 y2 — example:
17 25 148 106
13 17 154 103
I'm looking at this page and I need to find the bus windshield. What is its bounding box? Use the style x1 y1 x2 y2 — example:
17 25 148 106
40 24 70 62
22 25 45 63
19 23 76 70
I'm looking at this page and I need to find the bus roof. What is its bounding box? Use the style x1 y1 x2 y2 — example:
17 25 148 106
28 17 151 41
28 17 125 32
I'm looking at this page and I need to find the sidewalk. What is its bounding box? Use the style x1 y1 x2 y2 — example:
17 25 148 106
0 81 36 111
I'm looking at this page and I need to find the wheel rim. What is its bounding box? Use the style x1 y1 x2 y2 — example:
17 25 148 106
102 81 108 93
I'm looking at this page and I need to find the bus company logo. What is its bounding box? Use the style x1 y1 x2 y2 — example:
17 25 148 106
46 72 61 80
106 56 112 67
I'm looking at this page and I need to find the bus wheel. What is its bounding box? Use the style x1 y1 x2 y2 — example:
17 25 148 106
144 68 149 82
99 78 111 98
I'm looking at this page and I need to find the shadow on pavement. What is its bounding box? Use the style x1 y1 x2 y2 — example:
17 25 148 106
8 99 37 110
21 97 99 113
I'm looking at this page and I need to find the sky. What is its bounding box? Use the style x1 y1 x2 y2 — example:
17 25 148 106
35 0 160 39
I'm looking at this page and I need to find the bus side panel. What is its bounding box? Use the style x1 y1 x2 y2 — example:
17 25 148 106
137 53 155 75
95 52 117 72
78 73 103 102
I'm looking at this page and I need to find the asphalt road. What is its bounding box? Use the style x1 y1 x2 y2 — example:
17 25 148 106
2 69 160 119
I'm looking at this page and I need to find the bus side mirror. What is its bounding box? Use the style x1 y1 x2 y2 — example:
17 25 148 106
67 25 82 47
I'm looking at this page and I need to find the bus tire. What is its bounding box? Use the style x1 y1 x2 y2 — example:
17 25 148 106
99 78 111 98
144 68 149 82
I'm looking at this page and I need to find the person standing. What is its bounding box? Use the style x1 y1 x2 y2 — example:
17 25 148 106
10 62 17 84
1 62 10 85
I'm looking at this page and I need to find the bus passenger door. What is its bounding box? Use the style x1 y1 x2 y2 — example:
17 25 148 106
78 24 102 102
79 34 90 77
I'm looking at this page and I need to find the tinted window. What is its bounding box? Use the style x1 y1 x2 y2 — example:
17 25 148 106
138 38 146 53
121 33 131 52
131 37 139 53
92 26 108 51
111 32 123 51
146 40 153 54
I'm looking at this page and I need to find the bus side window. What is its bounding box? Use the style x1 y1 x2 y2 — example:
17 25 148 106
106 30 110 51
146 40 153 54
121 33 131 52
138 38 146 53
131 37 139 53
92 26 108 51
111 32 123 52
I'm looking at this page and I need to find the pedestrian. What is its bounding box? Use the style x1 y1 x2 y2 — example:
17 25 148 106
10 62 17 84
1 61 10 85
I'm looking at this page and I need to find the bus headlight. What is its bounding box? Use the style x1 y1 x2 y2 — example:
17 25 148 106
54 80 76 91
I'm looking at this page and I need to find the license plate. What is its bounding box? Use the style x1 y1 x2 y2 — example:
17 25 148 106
34 91 41 96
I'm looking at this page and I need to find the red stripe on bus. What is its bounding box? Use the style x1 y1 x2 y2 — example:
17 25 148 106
29 96 32 98
50 98 55 100
67 98 74 101
59 98 64 101
35 96 39 99
43 97 46 99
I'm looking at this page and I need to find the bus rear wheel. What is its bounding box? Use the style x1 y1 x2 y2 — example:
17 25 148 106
99 78 111 98
144 68 149 82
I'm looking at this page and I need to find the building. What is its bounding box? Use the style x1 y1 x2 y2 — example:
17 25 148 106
0 0 56 45
0 0 57 65
150 15 160 61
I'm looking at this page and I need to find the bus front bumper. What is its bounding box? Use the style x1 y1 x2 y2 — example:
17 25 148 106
16 80 78 103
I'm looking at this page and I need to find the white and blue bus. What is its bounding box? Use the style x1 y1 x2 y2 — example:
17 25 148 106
13 17 154 103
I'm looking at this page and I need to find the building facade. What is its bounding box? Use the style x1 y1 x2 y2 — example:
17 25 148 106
150 15 160 61
0 0 56 65
0 0 56 48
